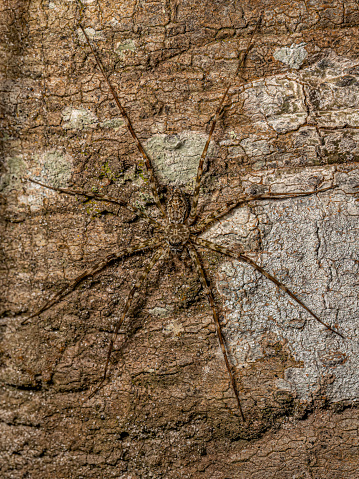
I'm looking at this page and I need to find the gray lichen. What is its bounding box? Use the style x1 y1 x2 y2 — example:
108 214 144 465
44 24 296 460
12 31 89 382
212 167 359 403
145 131 215 187
76 26 105 43
115 39 136 56
0 156 28 193
62 107 98 130
273 43 308 70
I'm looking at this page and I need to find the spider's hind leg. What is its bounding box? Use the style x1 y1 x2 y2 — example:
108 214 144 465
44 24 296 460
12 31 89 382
22 239 163 325
187 242 245 421
194 236 344 339
86 244 168 401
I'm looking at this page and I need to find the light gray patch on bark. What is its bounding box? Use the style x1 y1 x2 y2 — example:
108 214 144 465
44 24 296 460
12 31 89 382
115 39 136 56
99 118 124 129
62 107 98 130
230 53 359 164
213 167 359 403
145 131 215 187
273 43 308 69
301 52 359 128
1 150 73 213
76 26 105 43
149 306 174 318
0 156 27 193
163 319 185 337
17 151 73 212
241 77 308 133
31 150 73 189
201 207 259 252
240 137 273 157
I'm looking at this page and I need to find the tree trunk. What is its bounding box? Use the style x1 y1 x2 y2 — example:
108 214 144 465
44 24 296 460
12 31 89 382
1 0 358 477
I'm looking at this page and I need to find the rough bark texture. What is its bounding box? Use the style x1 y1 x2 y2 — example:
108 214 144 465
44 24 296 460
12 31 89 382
1 0 359 477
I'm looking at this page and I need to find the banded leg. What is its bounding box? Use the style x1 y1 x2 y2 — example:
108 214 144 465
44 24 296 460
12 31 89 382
22 238 163 325
187 15 262 225
78 25 166 219
193 237 344 339
187 242 245 420
192 186 337 234
29 179 163 228
87 244 168 399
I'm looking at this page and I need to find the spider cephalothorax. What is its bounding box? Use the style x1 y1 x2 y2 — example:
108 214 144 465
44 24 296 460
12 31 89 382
167 188 189 224
165 188 191 251
23 18 346 422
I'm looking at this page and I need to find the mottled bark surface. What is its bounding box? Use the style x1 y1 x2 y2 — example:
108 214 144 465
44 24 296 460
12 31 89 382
1 0 359 477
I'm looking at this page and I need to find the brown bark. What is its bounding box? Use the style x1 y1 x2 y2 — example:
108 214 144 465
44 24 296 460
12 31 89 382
1 1 358 477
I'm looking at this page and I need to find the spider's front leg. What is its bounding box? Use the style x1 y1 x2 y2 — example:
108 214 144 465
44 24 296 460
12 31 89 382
187 14 262 226
28 179 163 228
193 237 344 339
78 24 167 219
187 242 245 421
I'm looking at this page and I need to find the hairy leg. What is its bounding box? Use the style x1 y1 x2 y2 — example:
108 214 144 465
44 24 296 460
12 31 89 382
187 15 262 225
22 238 163 324
187 242 245 420
87 244 168 399
78 24 166 219
192 186 337 234
29 179 164 228
193 237 344 339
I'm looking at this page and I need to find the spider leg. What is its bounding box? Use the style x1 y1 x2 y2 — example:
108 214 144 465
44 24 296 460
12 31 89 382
22 238 163 325
87 244 168 400
187 15 262 225
78 25 166 219
192 186 338 234
186 86 231 226
187 242 245 420
28 179 163 229
193 237 344 339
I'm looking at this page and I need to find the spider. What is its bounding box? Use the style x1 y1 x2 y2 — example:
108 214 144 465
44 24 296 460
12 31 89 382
22 20 345 422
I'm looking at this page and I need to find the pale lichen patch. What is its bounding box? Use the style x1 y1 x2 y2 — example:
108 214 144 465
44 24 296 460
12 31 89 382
76 26 105 43
242 77 308 133
214 168 359 403
115 39 136 56
0 156 28 193
203 206 259 252
273 43 308 69
99 117 124 129
145 131 215 187
14 150 74 211
163 320 185 337
150 306 174 318
1 150 73 207
62 107 98 130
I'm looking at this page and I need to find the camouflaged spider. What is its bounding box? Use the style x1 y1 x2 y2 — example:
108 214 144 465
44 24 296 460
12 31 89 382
23 22 344 421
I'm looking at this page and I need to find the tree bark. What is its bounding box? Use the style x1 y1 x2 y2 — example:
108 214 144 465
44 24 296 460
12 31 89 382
1 0 359 477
